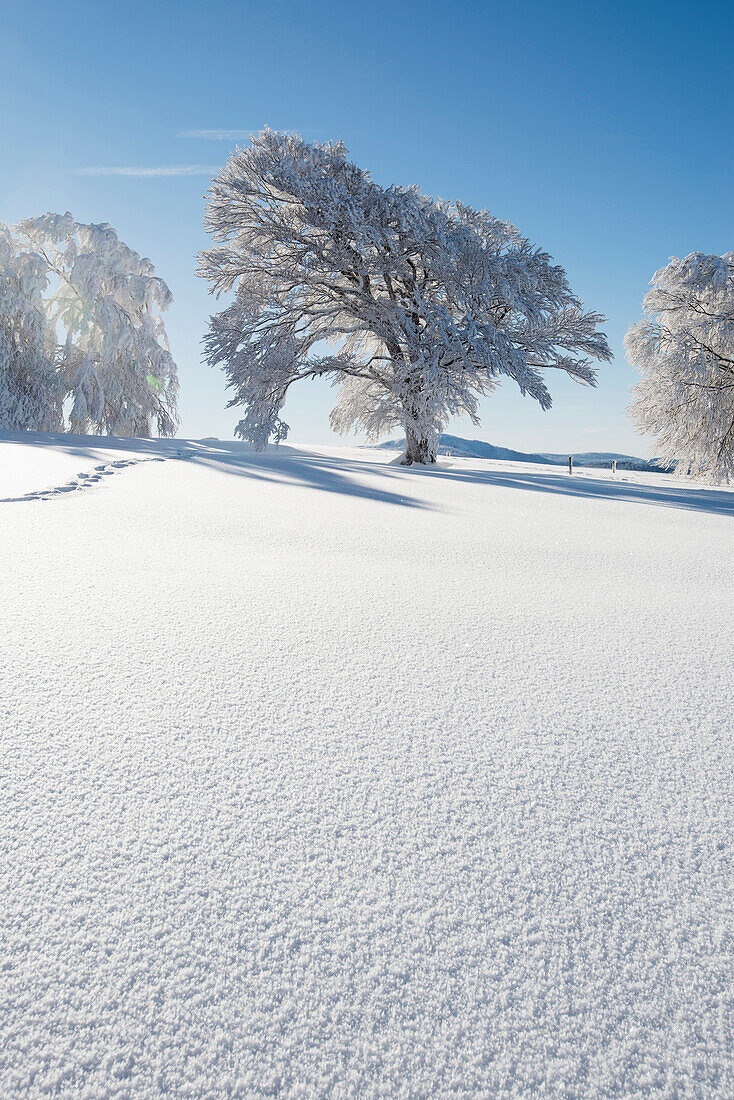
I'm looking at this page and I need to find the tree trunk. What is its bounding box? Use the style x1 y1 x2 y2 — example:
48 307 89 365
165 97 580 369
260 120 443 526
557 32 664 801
400 427 437 465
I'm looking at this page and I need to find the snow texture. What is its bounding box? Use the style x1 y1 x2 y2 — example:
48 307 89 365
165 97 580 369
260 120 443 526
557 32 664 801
1 432 732 1098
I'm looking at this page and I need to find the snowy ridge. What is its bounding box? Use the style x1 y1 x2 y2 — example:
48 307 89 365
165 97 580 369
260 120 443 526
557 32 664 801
1 434 732 1098
378 434 669 471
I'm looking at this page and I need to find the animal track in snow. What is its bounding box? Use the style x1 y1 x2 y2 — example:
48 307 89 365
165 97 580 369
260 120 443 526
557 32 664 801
1 455 167 503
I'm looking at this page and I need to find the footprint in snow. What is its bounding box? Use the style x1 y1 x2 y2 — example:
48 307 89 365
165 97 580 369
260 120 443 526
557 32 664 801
1 454 170 504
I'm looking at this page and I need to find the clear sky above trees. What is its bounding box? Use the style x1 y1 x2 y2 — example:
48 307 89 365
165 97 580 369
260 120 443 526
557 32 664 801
2 0 731 453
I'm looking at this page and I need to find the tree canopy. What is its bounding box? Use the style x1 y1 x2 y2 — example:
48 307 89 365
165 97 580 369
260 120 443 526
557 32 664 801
200 130 612 463
627 252 734 481
1 213 179 437
0 225 62 431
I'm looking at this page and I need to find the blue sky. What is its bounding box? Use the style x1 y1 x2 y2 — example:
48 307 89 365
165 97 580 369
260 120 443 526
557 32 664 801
2 0 731 453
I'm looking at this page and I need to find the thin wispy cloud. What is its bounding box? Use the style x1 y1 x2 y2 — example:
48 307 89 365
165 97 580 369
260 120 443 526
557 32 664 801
76 164 221 177
179 129 257 140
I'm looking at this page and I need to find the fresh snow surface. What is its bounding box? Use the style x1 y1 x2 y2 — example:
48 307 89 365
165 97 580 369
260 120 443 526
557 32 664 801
1 431 733 1099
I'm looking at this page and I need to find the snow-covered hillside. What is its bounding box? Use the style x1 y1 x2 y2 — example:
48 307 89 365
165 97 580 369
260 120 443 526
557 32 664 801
1 431 733 1098
378 434 667 471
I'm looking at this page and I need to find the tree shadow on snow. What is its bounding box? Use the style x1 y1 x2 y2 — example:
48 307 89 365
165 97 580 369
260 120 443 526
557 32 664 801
2 431 732 516
408 463 734 518
176 443 734 517
0 433 430 510
183 441 431 509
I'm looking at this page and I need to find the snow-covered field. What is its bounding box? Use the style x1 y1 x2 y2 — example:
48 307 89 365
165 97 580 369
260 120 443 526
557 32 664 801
1 430 732 1099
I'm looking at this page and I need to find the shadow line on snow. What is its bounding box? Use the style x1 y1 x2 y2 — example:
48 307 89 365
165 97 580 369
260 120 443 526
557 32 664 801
183 443 430 509
185 441 733 517
0 434 430 510
402 464 734 517
1 432 732 515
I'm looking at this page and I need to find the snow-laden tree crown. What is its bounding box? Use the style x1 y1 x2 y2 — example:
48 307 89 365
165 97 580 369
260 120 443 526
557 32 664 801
200 129 612 463
0 225 63 431
1 214 179 437
627 252 734 481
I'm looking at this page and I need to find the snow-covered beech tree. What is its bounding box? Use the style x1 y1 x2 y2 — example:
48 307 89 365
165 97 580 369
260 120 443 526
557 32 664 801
200 129 611 463
0 226 63 431
627 252 734 481
11 213 179 437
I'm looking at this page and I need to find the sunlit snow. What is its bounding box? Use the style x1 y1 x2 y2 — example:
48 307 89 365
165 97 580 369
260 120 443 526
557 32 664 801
1 432 732 1098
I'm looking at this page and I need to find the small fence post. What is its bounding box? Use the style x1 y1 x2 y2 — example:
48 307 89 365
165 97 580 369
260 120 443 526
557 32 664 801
612 459 616 474
568 455 573 475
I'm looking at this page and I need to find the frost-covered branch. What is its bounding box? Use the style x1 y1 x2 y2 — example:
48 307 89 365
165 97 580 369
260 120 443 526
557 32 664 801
4 213 179 437
199 130 611 463
0 225 63 431
627 251 734 481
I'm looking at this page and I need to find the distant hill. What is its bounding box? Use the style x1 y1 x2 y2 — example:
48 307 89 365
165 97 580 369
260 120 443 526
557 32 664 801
377 434 669 472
